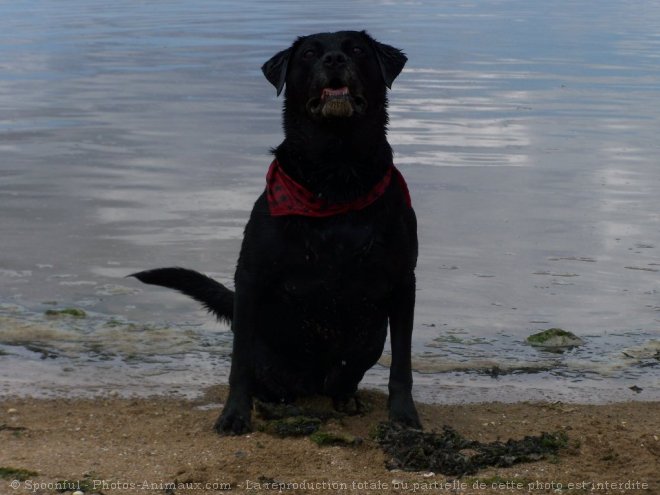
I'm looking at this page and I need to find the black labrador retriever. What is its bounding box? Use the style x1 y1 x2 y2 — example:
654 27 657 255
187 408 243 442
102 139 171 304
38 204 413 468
132 30 421 435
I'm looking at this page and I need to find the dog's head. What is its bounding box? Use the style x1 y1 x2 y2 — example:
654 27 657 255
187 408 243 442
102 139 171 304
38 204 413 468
262 31 406 120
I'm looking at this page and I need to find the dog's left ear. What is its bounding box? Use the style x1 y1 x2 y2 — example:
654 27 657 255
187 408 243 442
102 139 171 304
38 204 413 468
364 32 407 88
262 48 291 96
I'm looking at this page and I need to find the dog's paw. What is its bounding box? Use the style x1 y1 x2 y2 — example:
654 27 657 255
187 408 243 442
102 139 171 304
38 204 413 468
214 407 252 435
332 394 369 416
388 397 422 429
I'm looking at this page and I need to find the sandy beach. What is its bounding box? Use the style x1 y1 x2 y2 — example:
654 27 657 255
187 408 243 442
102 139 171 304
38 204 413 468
1 387 658 494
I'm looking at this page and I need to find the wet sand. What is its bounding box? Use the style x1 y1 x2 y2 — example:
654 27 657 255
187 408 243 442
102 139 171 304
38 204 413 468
1 387 658 494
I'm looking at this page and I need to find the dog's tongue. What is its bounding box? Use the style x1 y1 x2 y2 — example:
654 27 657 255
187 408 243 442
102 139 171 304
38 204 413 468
322 87 349 99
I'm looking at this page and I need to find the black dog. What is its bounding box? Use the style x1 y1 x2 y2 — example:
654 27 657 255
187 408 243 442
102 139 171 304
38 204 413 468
132 30 421 435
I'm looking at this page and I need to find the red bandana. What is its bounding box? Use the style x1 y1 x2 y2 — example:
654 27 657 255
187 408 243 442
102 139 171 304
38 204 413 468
266 160 411 217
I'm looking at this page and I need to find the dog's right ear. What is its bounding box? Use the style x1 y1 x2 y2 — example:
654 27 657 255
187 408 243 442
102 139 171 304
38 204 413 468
361 31 407 89
262 48 291 97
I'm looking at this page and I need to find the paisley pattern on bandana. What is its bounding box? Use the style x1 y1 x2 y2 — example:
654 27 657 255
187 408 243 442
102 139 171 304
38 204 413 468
266 160 411 217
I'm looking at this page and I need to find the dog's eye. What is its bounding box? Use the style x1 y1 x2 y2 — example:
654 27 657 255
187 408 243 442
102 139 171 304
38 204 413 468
302 49 316 60
352 46 364 55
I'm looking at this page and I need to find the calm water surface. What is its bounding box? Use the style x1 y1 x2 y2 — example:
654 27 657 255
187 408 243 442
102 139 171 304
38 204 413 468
1 0 659 402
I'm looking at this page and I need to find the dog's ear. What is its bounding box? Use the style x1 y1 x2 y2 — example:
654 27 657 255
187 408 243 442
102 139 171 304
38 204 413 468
364 32 407 88
262 48 291 96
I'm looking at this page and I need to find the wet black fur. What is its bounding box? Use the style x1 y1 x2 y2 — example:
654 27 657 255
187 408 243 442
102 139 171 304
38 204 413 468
132 30 421 435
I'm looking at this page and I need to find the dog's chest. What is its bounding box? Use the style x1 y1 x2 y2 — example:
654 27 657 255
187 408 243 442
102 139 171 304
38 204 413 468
276 218 395 302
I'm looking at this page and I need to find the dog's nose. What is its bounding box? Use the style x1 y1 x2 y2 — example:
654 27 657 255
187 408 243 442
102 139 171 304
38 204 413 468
322 51 347 68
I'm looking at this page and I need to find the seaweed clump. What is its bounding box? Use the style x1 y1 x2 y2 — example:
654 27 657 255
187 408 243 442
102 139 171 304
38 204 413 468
255 400 345 421
255 399 366 443
44 308 87 318
526 328 584 349
0 466 39 481
255 399 347 438
258 416 322 437
310 431 363 447
375 422 568 476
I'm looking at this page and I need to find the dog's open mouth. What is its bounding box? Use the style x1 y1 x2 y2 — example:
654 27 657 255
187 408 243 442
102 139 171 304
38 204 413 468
307 87 367 118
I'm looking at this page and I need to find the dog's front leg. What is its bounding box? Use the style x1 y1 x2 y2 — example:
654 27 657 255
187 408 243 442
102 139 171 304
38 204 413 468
387 273 422 429
214 268 258 435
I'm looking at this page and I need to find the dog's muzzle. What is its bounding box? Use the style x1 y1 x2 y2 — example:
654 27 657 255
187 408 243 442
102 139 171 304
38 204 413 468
306 86 367 118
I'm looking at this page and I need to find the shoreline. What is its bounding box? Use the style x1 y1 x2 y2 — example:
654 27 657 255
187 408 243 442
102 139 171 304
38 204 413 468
1 370 658 405
1 387 658 494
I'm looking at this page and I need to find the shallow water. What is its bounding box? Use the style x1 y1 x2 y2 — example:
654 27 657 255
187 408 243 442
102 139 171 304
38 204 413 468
1 0 659 402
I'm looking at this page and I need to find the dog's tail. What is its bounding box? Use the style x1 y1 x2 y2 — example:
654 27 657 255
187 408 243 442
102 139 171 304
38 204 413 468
130 267 234 324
